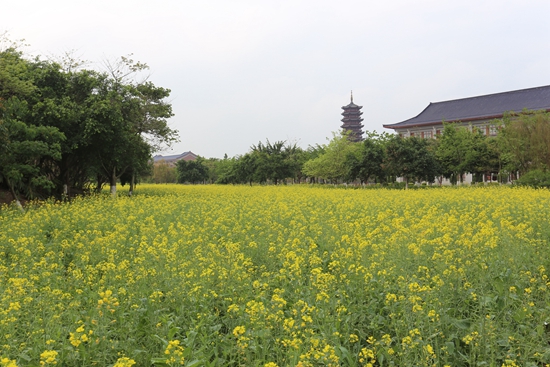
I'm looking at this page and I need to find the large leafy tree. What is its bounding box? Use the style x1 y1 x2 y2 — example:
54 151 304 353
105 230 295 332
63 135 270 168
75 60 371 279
250 140 297 185
29 61 106 196
385 135 439 188
435 124 496 184
283 143 307 183
235 153 260 185
302 132 360 183
0 39 178 201
214 157 241 185
467 130 501 182
176 158 209 184
93 57 177 196
0 47 64 206
152 160 177 184
347 131 387 184
499 110 550 175
434 124 470 183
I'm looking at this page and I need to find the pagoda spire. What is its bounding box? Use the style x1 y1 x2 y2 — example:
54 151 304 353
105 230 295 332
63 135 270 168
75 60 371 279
341 93 364 142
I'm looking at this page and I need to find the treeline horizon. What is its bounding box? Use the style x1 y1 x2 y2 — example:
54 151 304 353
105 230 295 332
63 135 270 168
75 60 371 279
3 35 550 206
168 109 550 188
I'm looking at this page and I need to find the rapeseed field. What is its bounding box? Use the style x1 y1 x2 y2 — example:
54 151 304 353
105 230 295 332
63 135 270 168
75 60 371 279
1 185 550 366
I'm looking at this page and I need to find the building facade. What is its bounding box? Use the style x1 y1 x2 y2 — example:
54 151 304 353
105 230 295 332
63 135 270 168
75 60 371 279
383 85 550 138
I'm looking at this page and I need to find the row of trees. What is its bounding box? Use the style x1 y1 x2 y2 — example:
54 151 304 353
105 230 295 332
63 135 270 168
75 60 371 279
4 34 548 197
173 110 550 187
0 36 177 205
170 131 448 187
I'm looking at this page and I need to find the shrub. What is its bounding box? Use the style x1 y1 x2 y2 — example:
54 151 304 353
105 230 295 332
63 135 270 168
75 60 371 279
516 169 550 188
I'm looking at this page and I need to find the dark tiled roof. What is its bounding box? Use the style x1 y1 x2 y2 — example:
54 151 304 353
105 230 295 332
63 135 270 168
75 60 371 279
384 85 550 129
153 151 196 163
342 102 363 109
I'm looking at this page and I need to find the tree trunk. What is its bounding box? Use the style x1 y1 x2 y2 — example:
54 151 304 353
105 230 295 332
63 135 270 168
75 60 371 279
128 173 135 197
7 178 24 213
110 167 117 197
96 174 103 193
61 156 72 199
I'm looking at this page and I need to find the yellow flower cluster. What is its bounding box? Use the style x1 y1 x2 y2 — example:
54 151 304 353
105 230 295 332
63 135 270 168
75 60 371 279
1 184 550 366
113 357 136 367
0 358 18 367
164 340 185 365
69 322 93 348
97 289 119 314
39 350 58 366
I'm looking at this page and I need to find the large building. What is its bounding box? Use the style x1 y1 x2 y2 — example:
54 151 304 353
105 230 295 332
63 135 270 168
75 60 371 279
383 85 550 137
341 92 364 142
153 151 198 166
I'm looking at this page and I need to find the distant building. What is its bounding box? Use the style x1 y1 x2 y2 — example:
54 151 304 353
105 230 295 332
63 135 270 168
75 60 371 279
383 85 550 137
153 151 198 166
341 92 364 142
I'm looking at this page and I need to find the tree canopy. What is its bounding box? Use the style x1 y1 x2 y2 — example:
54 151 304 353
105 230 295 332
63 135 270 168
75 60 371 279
499 110 550 174
0 41 178 202
177 159 209 184
302 132 360 183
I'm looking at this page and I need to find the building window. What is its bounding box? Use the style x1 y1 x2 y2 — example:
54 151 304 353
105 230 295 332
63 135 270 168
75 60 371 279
425 131 432 139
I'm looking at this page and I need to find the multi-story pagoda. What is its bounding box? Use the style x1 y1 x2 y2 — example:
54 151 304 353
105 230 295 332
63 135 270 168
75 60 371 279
341 91 364 142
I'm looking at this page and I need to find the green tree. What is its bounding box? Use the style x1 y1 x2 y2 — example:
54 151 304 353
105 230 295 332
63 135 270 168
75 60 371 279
0 48 64 207
347 131 387 184
302 132 360 183
215 157 240 184
202 158 222 184
499 110 550 175
236 153 260 185
385 135 438 189
283 143 307 183
250 140 297 185
0 39 178 201
468 130 501 183
29 61 106 197
435 123 499 184
176 159 209 184
87 57 177 196
435 124 474 184
152 161 177 183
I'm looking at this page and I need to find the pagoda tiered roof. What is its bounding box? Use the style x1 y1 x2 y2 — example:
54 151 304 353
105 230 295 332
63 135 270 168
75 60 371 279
342 101 363 109
340 92 364 142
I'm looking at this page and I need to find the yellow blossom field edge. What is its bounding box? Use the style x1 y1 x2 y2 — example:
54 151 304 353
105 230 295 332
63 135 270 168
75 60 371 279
1 185 550 367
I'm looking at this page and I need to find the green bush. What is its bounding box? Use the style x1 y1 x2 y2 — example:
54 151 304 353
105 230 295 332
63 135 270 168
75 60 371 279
516 169 550 188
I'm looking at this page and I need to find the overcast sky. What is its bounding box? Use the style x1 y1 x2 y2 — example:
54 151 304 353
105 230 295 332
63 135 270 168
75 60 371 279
3 0 550 158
